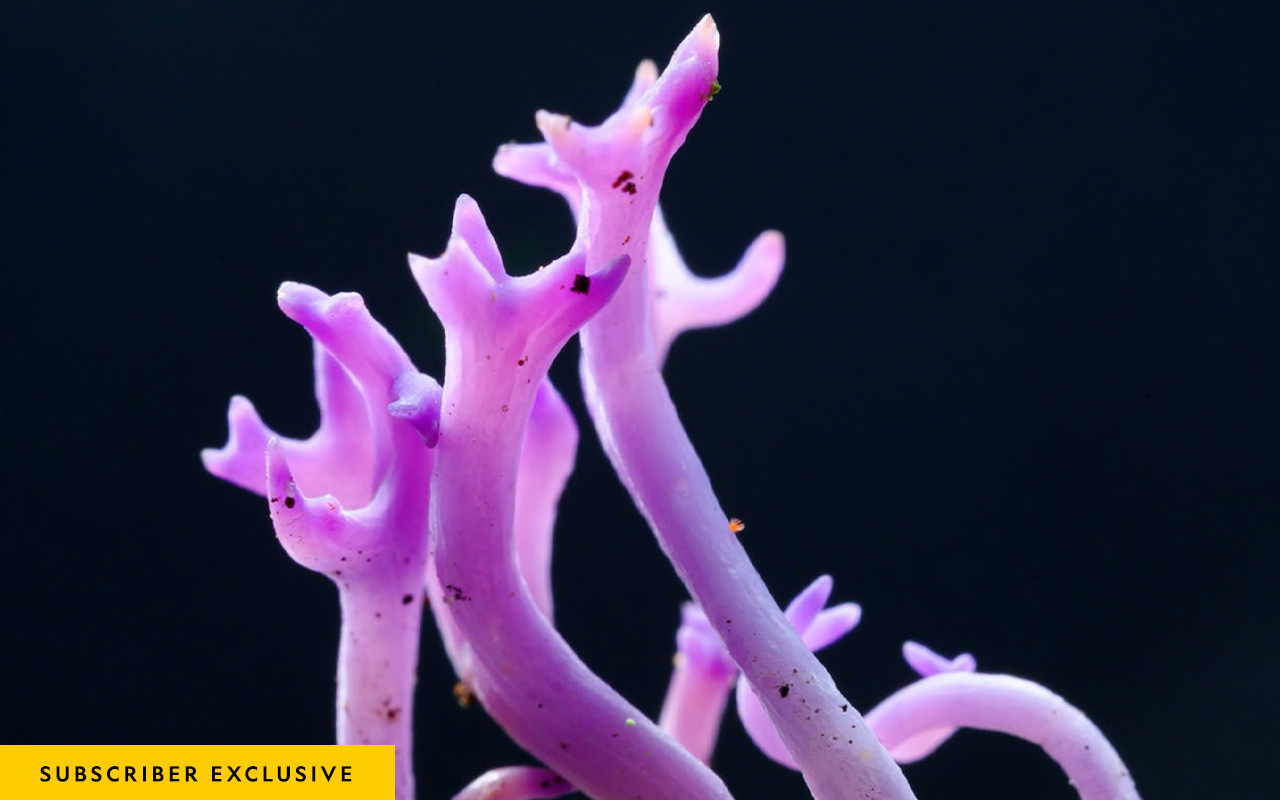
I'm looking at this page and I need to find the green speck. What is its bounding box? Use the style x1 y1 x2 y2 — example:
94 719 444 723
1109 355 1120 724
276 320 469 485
709 80 721 96
625 718 636 727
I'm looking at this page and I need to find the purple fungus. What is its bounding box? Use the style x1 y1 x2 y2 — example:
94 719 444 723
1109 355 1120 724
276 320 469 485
410 195 730 800
204 282 440 800
864 669 1140 800
203 15 1142 800
518 17 915 799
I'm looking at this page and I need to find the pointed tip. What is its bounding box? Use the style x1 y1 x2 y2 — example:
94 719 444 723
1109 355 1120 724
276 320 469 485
201 394 274 494
755 230 786 260
265 435 290 477
624 59 660 106
593 252 632 297
276 281 332 319
902 641 977 676
666 17 719 83
407 252 442 287
491 141 518 171
636 59 659 85
453 192 480 219
784 573 837 634
450 193 484 241
407 251 443 314
797 574 835 606
276 280 302 303
198 447 221 473
264 437 312 515
448 193 505 279
688 13 720 56
535 109 573 142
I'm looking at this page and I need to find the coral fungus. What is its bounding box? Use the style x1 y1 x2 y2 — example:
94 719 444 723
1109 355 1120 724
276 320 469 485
205 16 1139 800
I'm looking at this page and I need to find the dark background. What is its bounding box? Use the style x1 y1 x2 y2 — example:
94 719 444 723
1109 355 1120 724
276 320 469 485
3 2 1276 798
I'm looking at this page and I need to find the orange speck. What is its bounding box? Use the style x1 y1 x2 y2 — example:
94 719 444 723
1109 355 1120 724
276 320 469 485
453 681 474 709
728 518 745 533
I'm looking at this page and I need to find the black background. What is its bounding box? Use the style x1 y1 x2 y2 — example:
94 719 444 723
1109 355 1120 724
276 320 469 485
3 2 1277 798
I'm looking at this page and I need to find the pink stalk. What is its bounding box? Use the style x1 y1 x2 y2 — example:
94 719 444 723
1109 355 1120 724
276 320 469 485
204 284 441 800
415 195 732 800
866 672 1141 800
657 604 739 762
524 17 916 800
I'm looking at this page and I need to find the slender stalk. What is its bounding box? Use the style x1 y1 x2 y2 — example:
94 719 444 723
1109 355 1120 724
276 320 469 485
259 284 438 800
657 652 736 764
866 673 1141 800
506 18 916 794
580 345 916 800
333 548 427 800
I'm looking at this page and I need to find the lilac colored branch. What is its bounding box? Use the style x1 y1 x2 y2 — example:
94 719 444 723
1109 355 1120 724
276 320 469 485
414 196 731 800
205 284 440 800
423 377 573 692
582 203 915 800
658 577 861 768
525 17 915 800
733 577 863 770
874 641 977 763
493 145 786 370
658 655 736 764
865 672 1141 800
647 206 785 366
512 379 578 623
658 604 738 762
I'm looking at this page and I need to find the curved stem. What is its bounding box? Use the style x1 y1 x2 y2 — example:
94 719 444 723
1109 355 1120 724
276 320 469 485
452 766 573 800
866 672 1141 800
417 208 733 800
578 349 916 800
430 375 732 800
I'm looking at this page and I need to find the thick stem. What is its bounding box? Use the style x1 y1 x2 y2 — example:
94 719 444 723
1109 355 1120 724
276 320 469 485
431 367 732 800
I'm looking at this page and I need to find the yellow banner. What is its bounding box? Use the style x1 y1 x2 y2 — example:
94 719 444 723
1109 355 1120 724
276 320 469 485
0 745 394 798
